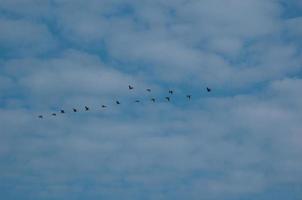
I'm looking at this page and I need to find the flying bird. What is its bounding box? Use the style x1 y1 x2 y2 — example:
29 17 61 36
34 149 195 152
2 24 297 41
165 97 170 102
206 87 211 92
128 85 134 90
38 115 43 119
151 98 155 102
60 110 65 114
169 90 173 94
73 108 77 112
186 95 191 100
116 101 120 105
85 106 89 111
146 88 151 92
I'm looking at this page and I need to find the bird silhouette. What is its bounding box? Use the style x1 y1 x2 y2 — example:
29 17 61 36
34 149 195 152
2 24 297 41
37 83 215 119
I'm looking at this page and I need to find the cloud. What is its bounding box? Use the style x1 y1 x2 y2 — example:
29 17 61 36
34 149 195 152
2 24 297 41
0 18 57 57
0 0 302 200
1 77 302 200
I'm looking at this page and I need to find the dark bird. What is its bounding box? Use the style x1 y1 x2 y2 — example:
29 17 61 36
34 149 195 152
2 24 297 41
116 101 120 105
128 85 134 90
151 98 155 102
169 90 173 94
165 97 170 101
52 113 57 116
85 106 89 111
101 105 107 108
186 95 191 100
206 87 211 92
38 115 43 119
73 108 77 112
146 88 151 92
60 110 65 114
135 100 140 103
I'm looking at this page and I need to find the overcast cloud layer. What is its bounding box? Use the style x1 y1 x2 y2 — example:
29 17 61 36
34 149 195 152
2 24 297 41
0 0 302 200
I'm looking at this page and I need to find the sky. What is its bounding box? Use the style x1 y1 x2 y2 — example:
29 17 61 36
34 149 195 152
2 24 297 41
0 0 302 199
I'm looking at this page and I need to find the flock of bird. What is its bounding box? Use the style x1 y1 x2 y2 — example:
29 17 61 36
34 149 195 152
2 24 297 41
38 85 212 119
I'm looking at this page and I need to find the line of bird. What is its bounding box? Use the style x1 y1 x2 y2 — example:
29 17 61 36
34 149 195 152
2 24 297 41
38 86 212 119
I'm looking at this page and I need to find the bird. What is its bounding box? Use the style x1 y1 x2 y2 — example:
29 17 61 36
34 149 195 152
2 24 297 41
52 113 57 116
151 98 155 102
101 105 107 108
135 100 140 103
186 95 191 100
116 101 120 105
165 97 170 101
128 85 134 90
206 87 211 92
60 110 65 114
146 88 151 92
73 108 77 112
38 115 43 119
85 106 89 111
169 90 173 94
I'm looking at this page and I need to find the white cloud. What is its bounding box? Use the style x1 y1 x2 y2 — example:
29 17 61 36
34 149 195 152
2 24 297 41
0 18 57 56
0 0 302 199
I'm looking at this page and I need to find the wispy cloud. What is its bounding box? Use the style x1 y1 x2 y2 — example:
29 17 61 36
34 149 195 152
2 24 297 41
0 0 302 200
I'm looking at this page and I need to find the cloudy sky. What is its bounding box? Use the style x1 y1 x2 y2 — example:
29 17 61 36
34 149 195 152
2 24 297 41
0 0 302 199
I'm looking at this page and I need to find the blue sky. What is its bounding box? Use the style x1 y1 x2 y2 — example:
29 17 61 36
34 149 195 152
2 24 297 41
0 0 302 200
